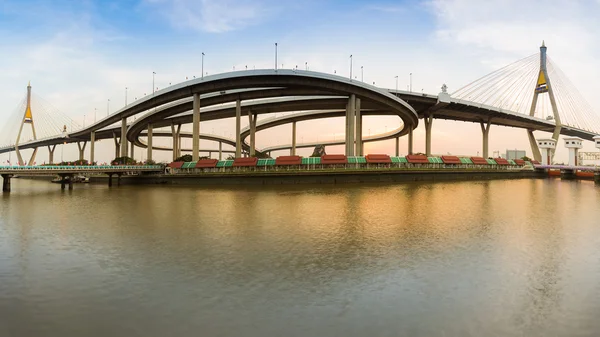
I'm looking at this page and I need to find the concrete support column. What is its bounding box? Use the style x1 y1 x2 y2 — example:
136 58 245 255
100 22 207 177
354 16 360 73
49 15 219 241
108 173 113 187
177 133 182 158
424 115 434 156
218 142 222 160
345 94 356 156
113 132 120 159
2 174 11 192
527 130 542 162
90 132 95 165
291 121 297 156
395 137 400 157
248 111 257 157
147 124 153 162
120 118 128 158
408 126 414 155
77 141 87 162
48 145 56 164
480 120 491 158
236 99 242 158
171 123 181 161
355 98 362 156
130 141 135 161
192 93 201 161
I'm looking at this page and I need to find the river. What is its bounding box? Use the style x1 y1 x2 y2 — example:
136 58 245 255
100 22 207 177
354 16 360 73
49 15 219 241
1 178 599 337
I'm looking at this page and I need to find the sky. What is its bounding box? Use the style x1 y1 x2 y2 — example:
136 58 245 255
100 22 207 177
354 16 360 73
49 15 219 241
1 0 600 164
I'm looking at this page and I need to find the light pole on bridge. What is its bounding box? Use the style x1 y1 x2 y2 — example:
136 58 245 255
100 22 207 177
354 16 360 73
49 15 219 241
125 87 128 106
410 72 413 92
275 43 278 70
201 52 205 79
152 72 156 95
107 99 110 117
395 75 398 92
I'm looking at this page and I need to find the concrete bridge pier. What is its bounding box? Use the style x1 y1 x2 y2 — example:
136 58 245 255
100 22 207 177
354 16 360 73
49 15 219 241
171 123 181 161
120 118 128 158
147 124 153 162
130 142 135 161
424 114 433 156
236 99 242 158
408 126 414 155
355 98 362 156
59 174 74 190
291 121 297 156
480 119 491 158
113 132 121 159
77 141 87 162
248 111 257 157
595 171 600 184
345 94 356 156
219 142 222 160
107 173 122 187
2 174 12 192
560 169 576 180
90 132 95 164
192 93 201 161
48 145 57 164
395 137 399 157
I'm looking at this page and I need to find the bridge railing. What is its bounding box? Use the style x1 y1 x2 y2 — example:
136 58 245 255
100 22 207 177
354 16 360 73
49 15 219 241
0 165 164 171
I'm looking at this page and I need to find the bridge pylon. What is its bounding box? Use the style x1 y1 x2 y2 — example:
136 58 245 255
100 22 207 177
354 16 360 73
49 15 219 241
14 82 38 166
528 41 562 162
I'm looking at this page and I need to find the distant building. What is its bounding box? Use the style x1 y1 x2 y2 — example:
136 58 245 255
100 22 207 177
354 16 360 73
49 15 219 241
505 149 526 160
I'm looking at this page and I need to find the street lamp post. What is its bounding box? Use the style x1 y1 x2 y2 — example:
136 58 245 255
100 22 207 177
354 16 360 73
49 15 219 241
349 54 353 80
410 73 413 92
107 99 110 117
305 62 308 70
395 75 398 92
152 72 156 95
94 108 97 123
361 66 363 82
201 52 205 79
125 87 128 106
275 43 278 70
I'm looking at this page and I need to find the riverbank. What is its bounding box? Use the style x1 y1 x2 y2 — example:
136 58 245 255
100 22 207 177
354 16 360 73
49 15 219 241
88 169 546 186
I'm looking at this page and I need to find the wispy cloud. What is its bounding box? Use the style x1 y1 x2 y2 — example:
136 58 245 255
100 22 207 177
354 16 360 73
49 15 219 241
144 0 276 33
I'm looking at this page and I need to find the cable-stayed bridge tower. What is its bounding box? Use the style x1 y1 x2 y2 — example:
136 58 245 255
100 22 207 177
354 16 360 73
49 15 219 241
14 82 38 166
528 41 561 161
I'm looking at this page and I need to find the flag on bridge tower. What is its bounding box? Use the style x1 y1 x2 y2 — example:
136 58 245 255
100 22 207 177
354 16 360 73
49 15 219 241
24 105 33 123
535 70 548 93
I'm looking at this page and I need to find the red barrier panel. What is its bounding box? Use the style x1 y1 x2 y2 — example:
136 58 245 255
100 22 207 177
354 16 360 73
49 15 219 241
576 171 595 178
275 155 302 166
321 154 347 164
441 155 461 164
548 169 561 176
168 161 184 168
406 154 429 164
514 159 525 166
233 157 258 167
493 158 509 165
470 157 489 165
195 159 218 168
365 154 391 164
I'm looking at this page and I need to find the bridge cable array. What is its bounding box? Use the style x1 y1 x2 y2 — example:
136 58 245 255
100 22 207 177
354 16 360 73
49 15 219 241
0 90 82 147
452 52 600 134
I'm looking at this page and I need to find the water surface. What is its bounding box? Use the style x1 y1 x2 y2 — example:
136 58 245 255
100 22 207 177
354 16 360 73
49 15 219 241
1 178 599 336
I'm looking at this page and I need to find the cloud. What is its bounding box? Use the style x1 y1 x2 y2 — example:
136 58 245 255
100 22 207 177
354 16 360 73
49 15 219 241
144 0 276 33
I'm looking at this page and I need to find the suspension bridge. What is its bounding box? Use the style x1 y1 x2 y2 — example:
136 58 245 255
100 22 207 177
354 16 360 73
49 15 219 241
1 42 599 176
